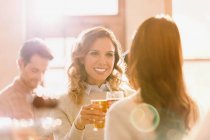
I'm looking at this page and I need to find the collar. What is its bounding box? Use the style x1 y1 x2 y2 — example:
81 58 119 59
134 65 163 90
85 82 112 95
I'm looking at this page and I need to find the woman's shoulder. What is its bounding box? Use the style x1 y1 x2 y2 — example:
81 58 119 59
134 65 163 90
58 93 69 102
57 94 73 109
119 81 136 96
108 92 139 114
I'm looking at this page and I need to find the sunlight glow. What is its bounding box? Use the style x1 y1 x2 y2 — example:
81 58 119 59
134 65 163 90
64 0 118 16
32 0 65 24
31 0 118 24
45 37 76 68
173 0 210 59
43 37 76 97
45 38 66 68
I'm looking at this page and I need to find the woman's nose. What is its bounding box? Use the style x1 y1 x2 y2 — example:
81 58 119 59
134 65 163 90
98 55 106 64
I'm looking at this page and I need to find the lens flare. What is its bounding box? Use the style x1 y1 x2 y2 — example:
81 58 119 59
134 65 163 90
130 103 160 133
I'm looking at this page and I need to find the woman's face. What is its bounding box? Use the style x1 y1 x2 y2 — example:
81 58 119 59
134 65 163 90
83 37 115 86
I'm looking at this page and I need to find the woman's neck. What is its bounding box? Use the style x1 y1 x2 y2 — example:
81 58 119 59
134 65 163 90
86 80 106 88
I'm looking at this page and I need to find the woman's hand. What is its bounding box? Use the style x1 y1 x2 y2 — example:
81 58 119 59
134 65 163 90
74 104 106 130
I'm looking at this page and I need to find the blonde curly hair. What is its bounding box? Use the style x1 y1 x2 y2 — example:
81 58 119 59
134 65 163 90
67 26 126 104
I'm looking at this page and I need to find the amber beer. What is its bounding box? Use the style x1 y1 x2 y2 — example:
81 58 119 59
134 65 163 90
91 99 108 129
106 91 124 108
106 98 119 108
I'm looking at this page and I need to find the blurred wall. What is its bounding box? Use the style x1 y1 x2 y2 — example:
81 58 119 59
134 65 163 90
125 0 165 49
0 0 165 89
0 0 25 89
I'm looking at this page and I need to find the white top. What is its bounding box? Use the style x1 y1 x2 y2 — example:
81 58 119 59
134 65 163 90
105 92 156 140
53 82 135 140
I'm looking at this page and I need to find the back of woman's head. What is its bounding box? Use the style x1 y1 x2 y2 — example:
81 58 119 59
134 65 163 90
128 15 198 139
68 26 125 104
129 15 182 91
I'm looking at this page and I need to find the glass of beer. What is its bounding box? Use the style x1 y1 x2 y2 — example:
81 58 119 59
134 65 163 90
91 99 108 131
106 91 124 108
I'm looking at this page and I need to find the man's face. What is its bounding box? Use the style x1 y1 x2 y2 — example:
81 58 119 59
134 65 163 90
19 54 49 90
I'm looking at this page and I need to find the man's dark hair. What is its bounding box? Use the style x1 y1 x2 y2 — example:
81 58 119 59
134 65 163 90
19 38 54 63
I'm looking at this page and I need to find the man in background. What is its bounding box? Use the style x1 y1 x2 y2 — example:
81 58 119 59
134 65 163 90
0 38 54 139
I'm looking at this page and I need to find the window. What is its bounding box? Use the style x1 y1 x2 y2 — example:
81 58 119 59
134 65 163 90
43 37 75 97
45 37 75 68
173 0 210 59
30 0 118 21
173 0 210 118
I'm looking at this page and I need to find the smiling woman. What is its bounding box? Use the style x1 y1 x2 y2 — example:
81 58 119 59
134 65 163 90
68 26 126 104
52 26 135 140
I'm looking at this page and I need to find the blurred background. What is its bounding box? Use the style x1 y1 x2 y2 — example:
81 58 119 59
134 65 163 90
0 0 210 119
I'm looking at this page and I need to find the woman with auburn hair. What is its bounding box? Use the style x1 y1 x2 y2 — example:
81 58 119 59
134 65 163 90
53 26 134 140
105 15 199 140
